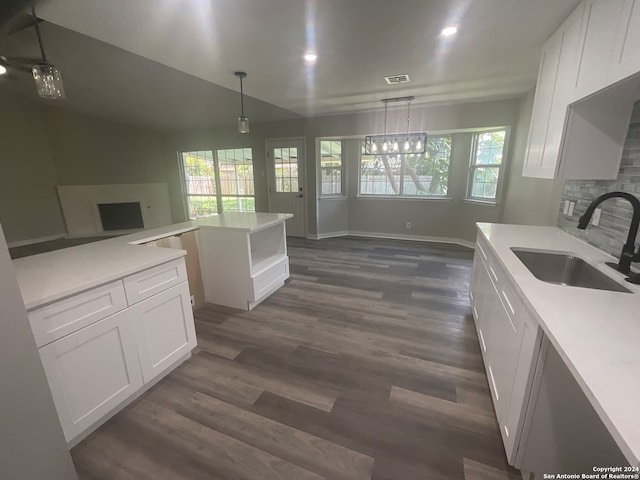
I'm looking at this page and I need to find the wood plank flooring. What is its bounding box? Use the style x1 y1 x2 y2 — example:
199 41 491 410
71 235 521 480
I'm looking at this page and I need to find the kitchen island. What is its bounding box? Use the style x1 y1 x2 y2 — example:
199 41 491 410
12 212 292 446
471 223 640 472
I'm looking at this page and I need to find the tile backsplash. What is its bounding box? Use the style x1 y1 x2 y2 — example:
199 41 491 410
557 101 640 259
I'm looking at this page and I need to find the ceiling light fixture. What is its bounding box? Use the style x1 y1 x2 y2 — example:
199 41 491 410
364 96 427 155
31 6 65 100
0 64 6 75
234 71 249 134
303 51 318 64
441 26 458 37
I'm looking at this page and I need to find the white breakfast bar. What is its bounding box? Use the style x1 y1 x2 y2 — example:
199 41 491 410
12 212 292 445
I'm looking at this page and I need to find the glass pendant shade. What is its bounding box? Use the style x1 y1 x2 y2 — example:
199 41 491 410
238 115 250 134
32 63 65 100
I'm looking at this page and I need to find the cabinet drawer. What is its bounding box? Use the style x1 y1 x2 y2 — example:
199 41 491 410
123 258 187 305
29 281 127 347
251 258 289 301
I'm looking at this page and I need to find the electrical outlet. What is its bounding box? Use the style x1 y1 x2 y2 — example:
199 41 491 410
568 201 575 216
406 222 412 230
592 208 602 226
190 295 195 306
563 201 570 215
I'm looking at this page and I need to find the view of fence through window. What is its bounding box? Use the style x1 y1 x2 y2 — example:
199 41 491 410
273 147 299 192
360 136 452 196
320 140 342 195
181 148 255 218
468 130 505 201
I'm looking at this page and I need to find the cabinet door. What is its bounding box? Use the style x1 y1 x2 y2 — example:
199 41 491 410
523 4 583 179
609 0 640 83
502 308 542 463
39 308 143 443
130 282 197 383
573 0 625 100
523 30 562 178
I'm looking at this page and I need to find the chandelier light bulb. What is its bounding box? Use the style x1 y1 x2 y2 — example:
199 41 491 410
382 141 388 152
416 140 422 151
371 142 378 153
404 140 410 151
393 140 399 152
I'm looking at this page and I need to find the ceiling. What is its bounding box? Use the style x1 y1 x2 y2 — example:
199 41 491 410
0 0 582 130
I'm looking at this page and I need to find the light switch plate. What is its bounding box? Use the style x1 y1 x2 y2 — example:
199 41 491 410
563 201 570 215
568 201 575 216
592 208 602 226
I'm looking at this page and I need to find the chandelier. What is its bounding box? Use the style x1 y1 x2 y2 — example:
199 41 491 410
364 96 426 155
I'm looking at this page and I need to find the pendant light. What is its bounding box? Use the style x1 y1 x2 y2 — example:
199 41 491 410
31 6 65 100
364 96 426 155
235 71 249 134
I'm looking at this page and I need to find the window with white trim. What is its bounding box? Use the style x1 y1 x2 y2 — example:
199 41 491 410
319 140 343 195
359 135 452 197
467 129 506 202
181 148 255 218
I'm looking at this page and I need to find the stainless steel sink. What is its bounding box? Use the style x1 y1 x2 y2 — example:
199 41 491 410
511 249 632 293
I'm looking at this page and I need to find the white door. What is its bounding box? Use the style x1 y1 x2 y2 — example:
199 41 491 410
39 308 144 442
130 282 196 383
267 138 306 237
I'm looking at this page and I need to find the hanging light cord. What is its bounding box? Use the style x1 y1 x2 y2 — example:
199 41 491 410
383 101 388 140
239 75 245 117
32 6 47 63
406 99 412 136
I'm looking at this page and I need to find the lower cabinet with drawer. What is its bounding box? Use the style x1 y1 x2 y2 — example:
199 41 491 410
31 257 197 445
470 233 543 464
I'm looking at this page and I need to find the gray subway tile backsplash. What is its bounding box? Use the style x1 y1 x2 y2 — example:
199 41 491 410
557 101 640 258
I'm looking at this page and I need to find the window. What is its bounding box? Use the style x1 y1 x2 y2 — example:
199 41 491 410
181 148 255 218
273 147 299 193
467 129 506 202
319 140 343 195
359 135 452 197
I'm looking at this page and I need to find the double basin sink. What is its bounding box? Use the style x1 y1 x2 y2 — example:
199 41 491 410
511 249 631 294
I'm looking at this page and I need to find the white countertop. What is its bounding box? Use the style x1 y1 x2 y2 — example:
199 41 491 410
197 212 292 232
477 223 640 466
14 213 293 311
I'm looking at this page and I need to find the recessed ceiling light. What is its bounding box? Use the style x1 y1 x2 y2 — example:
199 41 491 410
0 65 6 75
441 26 458 37
304 52 318 64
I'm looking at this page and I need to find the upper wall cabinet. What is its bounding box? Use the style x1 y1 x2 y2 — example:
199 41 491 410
523 0 640 180
572 0 625 102
523 4 583 179
609 0 640 83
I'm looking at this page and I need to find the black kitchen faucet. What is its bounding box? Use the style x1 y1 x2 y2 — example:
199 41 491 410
577 191 640 284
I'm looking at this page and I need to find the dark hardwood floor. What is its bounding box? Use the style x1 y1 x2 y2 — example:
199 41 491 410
71 236 521 480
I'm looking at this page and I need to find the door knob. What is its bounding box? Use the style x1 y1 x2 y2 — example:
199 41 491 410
297 194 304 198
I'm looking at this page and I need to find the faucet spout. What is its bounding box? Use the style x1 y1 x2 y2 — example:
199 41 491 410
577 191 640 274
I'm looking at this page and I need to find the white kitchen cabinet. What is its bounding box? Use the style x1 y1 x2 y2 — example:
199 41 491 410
39 308 143 443
523 3 583 179
130 281 196 383
123 258 187 305
609 0 640 84
470 233 542 464
572 0 625 101
198 215 290 310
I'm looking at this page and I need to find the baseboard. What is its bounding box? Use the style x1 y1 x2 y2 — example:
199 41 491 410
314 230 474 249
307 231 350 240
7 234 66 248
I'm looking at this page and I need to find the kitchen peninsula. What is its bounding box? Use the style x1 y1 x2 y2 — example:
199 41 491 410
12 212 292 445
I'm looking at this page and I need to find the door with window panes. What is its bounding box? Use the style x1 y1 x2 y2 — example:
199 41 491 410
266 138 305 237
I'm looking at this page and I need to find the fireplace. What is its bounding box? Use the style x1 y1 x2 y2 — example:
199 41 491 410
97 202 144 231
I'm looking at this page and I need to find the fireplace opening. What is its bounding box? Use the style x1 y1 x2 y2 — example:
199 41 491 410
98 202 144 231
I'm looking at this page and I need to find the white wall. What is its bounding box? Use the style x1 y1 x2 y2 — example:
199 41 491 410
0 92 67 244
0 222 77 480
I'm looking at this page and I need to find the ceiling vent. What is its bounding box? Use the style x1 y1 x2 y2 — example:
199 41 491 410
384 73 410 85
